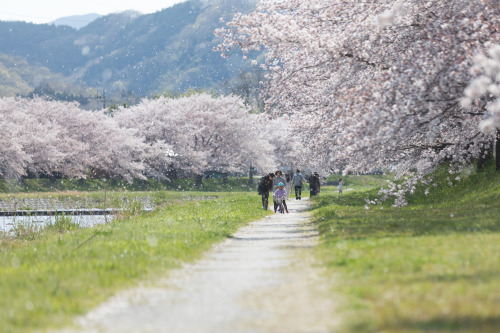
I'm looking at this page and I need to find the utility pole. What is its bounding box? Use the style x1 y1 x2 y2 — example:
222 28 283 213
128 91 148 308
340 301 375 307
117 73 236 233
96 88 107 110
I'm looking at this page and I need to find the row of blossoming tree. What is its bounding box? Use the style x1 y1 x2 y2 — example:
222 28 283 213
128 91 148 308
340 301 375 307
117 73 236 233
216 0 500 205
0 94 282 182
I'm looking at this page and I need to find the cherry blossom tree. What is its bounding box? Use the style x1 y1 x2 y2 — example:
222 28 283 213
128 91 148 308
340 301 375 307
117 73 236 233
463 44 500 170
1 94 278 183
0 99 29 179
0 97 81 179
113 93 276 180
0 97 151 182
62 110 149 182
217 0 500 204
261 115 305 172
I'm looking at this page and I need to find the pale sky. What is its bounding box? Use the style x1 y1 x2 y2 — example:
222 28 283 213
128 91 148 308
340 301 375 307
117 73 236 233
0 0 188 24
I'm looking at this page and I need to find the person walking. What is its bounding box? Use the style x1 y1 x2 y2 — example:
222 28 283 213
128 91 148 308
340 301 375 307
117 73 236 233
315 172 321 195
338 178 344 197
284 172 292 199
272 170 286 193
291 169 306 200
257 172 275 210
309 172 321 196
309 173 316 196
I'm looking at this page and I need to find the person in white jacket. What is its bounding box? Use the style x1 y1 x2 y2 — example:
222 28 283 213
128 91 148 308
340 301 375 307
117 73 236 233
291 169 306 200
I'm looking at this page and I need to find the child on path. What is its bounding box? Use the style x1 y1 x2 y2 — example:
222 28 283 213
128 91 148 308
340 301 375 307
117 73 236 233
338 178 344 197
273 182 289 213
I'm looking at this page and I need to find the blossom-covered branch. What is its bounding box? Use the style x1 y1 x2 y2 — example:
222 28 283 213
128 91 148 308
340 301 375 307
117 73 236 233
217 0 500 204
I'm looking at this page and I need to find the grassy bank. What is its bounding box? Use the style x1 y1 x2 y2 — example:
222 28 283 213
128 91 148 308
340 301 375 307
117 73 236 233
0 176 256 194
325 174 391 189
312 163 500 332
0 189 225 212
0 176 258 213
0 192 270 333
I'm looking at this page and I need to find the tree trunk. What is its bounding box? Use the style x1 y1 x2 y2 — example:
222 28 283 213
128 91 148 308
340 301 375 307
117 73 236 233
49 174 57 184
248 164 254 184
166 164 178 180
496 130 500 171
477 145 492 170
195 174 203 187
222 173 229 186
77 178 87 191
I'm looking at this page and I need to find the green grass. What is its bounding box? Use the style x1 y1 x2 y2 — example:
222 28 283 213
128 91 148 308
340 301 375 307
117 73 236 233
0 192 271 333
0 176 256 193
326 174 392 188
0 189 229 212
312 162 500 333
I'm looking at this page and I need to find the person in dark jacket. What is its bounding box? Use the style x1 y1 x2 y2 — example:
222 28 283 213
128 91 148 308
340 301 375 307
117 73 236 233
309 172 321 196
315 172 321 195
309 172 318 196
257 173 275 210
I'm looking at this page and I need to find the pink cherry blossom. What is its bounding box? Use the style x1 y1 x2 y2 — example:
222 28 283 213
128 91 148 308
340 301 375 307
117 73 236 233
217 0 500 205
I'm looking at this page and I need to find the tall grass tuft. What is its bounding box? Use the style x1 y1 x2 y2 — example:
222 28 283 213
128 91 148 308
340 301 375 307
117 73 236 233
45 214 80 233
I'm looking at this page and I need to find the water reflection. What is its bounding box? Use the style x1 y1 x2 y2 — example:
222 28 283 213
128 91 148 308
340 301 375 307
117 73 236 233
0 214 113 233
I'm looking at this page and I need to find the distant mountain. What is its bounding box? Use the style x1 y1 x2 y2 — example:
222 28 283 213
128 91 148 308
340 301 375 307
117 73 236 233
0 0 259 107
50 13 102 29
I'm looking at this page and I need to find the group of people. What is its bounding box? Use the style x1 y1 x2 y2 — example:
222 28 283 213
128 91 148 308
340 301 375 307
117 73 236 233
257 170 288 213
257 169 323 212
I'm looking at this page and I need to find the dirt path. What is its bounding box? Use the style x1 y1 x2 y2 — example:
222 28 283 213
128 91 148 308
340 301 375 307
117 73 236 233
61 197 338 333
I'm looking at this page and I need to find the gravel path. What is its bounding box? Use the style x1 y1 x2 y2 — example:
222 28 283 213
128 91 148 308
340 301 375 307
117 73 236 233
61 197 338 333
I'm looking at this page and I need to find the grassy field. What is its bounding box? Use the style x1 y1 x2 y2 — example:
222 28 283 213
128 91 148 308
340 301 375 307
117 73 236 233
0 189 227 212
0 176 257 194
326 174 392 189
0 191 270 333
312 163 500 332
